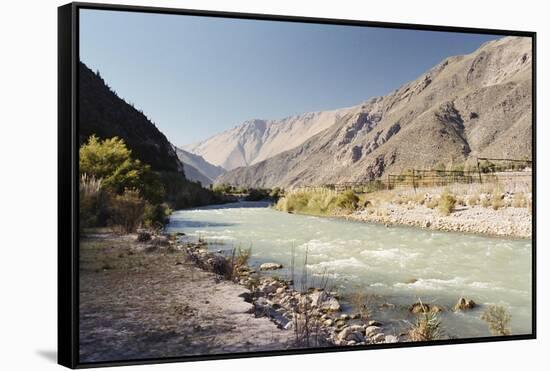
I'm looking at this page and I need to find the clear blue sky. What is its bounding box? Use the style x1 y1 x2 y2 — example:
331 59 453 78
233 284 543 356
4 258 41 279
79 9 501 146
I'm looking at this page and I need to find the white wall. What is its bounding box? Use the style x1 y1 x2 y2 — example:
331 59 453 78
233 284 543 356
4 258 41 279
0 0 546 369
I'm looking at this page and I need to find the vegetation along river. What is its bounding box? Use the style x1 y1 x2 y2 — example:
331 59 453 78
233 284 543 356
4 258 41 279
166 201 532 339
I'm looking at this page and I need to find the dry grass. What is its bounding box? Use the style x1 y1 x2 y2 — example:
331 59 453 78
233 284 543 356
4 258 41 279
407 301 443 341
481 305 512 336
275 189 359 215
438 191 456 215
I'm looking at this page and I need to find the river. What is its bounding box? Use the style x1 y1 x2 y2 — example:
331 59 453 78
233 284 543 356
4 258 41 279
166 201 532 339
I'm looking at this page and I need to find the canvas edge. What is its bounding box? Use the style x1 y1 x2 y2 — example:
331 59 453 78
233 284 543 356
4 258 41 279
57 2 537 369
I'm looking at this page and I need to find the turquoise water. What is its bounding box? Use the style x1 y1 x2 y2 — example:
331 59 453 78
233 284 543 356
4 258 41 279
167 201 532 339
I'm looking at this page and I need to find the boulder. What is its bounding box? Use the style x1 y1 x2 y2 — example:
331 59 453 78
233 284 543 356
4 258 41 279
365 325 383 337
338 325 365 342
309 290 341 311
454 297 476 311
260 262 283 271
368 320 383 327
371 333 386 343
385 335 399 343
409 302 444 314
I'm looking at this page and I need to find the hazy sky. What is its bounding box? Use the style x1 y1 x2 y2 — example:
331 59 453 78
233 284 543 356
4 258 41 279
80 9 501 145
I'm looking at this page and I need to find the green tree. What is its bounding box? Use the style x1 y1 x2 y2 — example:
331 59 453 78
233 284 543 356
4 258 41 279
79 135 164 203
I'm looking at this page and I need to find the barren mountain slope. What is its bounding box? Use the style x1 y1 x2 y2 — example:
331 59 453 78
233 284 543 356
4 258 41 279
175 147 225 185
217 36 532 188
184 107 356 170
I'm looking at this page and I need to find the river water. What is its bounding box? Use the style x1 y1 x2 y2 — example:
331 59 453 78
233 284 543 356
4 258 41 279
166 201 532 339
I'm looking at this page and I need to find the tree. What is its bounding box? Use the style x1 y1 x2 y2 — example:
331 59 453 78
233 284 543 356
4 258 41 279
79 135 164 203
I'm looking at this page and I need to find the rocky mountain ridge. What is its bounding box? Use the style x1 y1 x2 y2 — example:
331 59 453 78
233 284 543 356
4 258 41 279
216 36 532 188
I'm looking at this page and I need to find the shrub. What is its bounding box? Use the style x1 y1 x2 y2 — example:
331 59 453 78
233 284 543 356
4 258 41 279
269 187 283 199
334 190 359 210
426 199 438 209
492 189 504 210
437 191 456 215
143 202 172 229
109 188 146 233
481 305 511 336
230 246 252 278
512 192 526 208
408 304 443 341
275 188 360 215
212 183 233 194
467 194 479 207
79 174 112 229
348 290 373 321
245 188 270 201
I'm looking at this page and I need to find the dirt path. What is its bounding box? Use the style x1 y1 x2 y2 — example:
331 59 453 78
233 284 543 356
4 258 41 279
79 234 292 363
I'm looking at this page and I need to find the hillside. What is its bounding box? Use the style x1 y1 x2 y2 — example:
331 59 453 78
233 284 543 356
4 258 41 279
217 36 532 188
79 62 220 207
175 147 225 185
184 107 355 170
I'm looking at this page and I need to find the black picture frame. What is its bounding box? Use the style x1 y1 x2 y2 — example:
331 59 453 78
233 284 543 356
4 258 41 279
58 2 537 369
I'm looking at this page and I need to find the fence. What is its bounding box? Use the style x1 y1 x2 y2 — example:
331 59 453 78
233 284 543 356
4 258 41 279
297 157 532 193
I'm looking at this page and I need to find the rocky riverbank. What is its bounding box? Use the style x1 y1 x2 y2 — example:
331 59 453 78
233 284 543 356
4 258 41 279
184 241 402 347
280 184 532 239
79 232 294 363
346 203 531 238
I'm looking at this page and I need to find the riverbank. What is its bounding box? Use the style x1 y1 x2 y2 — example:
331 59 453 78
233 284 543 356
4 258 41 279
79 232 293 363
344 202 531 238
276 182 532 238
79 231 409 362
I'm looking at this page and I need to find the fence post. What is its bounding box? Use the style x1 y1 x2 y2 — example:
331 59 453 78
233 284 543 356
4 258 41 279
476 158 482 184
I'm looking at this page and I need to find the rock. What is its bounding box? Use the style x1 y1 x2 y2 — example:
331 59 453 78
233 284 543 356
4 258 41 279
368 320 383 327
310 290 341 312
372 333 386 343
337 326 354 341
152 235 170 247
340 314 350 320
136 230 151 242
259 283 277 294
454 297 476 311
176 232 186 236
324 319 334 326
409 302 444 314
276 287 286 294
260 262 283 270
351 313 361 319
385 335 399 343
365 325 382 337
338 325 364 343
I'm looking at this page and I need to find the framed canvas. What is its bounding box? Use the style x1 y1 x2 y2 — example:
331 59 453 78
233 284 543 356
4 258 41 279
58 2 536 368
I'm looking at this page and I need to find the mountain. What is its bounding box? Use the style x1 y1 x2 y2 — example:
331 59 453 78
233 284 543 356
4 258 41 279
79 63 183 173
184 107 356 170
216 36 532 188
175 147 225 185
79 62 220 207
